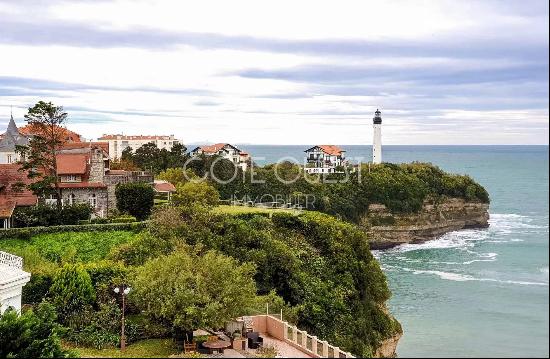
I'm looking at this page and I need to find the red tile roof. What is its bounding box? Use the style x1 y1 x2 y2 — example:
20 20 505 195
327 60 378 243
56 154 88 174
154 181 176 193
19 124 82 142
306 145 345 156
0 199 16 218
0 164 38 212
198 143 229 154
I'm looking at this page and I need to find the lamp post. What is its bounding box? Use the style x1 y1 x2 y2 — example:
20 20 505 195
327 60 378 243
114 285 131 351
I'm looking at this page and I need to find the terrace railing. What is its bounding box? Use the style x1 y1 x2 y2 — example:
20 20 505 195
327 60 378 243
250 315 355 358
0 251 23 269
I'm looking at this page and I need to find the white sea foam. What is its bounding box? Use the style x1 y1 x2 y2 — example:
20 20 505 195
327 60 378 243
386 212 546 255
403 268 549 286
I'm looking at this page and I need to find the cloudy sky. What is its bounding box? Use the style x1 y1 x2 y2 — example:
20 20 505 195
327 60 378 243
0 0 548 145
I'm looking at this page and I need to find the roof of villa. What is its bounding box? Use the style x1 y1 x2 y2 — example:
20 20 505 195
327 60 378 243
305 145 345 156
0 116 31 152
56 154 88 174
0 164 37 209
194 143 241 154
18 123 82 142
153 180 176 193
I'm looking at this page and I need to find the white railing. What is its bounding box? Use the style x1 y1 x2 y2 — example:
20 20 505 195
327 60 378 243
0 251 23 269
283 318 355 358
250 315 355 358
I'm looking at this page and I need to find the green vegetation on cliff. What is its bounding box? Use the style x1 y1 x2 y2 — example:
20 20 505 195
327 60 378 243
187 159 490 222
1 206 400 357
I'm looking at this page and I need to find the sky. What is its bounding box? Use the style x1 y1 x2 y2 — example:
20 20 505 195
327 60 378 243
0 0 548 145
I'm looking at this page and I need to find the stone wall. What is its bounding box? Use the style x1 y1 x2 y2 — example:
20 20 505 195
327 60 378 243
365 198 490 249
88 148 105 183
61 187 108 217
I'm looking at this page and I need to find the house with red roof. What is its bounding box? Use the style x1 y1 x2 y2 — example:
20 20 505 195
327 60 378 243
1 142 153 227
304 145 347 174
191 143 250 171
0 164 37 229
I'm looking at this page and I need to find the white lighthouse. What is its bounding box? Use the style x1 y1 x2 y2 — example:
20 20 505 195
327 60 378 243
372 109 382 164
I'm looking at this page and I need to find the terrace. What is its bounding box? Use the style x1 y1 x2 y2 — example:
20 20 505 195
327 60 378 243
186 315 355 358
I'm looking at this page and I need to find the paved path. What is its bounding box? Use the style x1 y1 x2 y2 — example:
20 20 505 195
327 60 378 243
261 336 313 358
222 349 246 358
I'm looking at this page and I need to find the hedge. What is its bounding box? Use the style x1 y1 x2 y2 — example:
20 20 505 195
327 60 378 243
0 222 146 240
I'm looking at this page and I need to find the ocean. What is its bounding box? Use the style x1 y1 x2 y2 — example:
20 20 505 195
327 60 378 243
237 145 549 358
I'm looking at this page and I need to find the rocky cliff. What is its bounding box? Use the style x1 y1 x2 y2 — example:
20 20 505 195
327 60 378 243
363 198 490 250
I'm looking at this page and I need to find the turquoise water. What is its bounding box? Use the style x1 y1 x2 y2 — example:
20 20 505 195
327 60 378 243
238 145 549 358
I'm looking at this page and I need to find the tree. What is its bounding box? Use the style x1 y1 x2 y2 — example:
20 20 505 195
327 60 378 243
172 181 219 209
115 182 155 220
157 167 198 186
0 302 74 358
49 263 95 323
16 101 69 209
132 247 256 334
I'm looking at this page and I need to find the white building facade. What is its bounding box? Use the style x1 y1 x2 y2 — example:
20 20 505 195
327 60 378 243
97 134 180 159
0 251 30 314
191 143 250 171
304 145 347 174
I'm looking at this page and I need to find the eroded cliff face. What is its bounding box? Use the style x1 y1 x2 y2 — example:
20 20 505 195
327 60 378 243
363 198 490 250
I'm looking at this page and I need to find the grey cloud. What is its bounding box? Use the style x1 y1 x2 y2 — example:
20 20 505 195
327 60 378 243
0 76 215 96
0 18 547 61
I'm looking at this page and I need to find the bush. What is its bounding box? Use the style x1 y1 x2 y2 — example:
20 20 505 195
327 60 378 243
0 222 146 240
171 181 219 209
0 302 74 358
109 215 137 223
115 182 155 220
13 203 92 227
49 264 95 322
65 302 121 349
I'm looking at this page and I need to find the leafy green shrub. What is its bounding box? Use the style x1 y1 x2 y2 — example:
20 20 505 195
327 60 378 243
49 264 95 322
23 272 54 304
90 217 109 224
65 302 121 349
172 181 220 209
131 247 257 334
0 222 146 240
13 203 92 227
110 215 137 223
115 182 155 220
0 302 74 358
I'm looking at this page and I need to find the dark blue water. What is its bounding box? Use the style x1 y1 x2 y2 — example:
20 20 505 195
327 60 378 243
238 145 549 357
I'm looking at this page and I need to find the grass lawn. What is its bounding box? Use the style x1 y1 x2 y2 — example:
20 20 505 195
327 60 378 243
212 205 300 215
65 339 178 358
0 230 139 264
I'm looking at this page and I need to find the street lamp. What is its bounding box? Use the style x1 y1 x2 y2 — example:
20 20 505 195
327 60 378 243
113 284 131 351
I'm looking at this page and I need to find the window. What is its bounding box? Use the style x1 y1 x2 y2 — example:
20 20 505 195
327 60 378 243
68 193 76 205
88 194 97 208
65 175 79 182
7 154 12 163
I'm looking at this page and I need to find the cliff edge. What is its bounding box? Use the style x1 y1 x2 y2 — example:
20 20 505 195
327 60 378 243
364 198 490 250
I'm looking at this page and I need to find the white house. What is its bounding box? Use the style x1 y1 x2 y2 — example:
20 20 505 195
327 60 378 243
0 251 31 314
304 145 347 174
97 134 181 159
191 143 250 171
